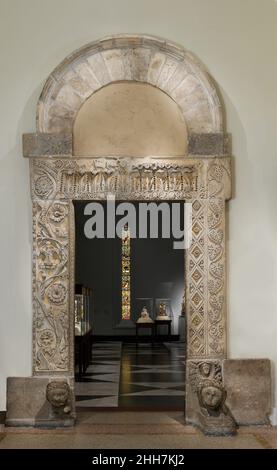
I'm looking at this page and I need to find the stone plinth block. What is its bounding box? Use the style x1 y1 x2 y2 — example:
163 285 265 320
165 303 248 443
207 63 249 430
188 133 230 156
23 133 72 157
6 377 75 427
223 359 271 425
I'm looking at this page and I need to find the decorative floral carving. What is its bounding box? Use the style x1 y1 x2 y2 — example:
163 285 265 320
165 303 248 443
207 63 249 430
207 167 226 357
209 199 224 214
208 279 222 295
33 200 70 372
210 264 223 279
49 203 68 223
47 283 67 305
34 175 54 198
209 164 224 182
209 324 224 338
37 328 56 349
32 158 200 201
209 229 223 245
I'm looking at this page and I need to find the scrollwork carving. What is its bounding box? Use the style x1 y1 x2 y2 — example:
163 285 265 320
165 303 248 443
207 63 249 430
205 158 228 357
33 199 70 372
34 175 54 198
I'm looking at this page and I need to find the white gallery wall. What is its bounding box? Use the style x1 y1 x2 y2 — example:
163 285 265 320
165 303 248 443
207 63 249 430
0 0 277 420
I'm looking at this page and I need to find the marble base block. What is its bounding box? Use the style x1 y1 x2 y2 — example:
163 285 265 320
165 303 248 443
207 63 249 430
6 377 75 427
223 359 271 425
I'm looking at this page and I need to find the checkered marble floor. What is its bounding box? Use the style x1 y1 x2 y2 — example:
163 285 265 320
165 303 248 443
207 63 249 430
75 342 122 408
75 341 186 409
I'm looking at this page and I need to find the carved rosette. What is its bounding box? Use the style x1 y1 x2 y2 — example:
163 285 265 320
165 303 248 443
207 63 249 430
33 199 70 372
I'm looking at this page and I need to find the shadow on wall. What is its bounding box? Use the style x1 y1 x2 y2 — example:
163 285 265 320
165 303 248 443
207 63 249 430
0 83 43 410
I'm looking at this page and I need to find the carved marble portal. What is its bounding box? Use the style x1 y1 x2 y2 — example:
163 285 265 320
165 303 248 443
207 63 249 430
7 35 234 431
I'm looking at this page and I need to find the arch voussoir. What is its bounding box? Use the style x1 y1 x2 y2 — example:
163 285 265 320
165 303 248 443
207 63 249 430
37 35 224 136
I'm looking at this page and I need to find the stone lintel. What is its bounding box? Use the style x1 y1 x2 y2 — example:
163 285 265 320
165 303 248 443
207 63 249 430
6 377 75 427
223 359 271 425
23 133 72 157
188 133 231 156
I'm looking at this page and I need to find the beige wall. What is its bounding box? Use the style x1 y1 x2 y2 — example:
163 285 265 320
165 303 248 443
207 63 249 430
0 0 277 421
74 82 187 156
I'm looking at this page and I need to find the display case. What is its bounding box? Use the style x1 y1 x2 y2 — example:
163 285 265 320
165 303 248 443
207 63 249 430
74 284 92 336
135 297 154 323
155 298 173 321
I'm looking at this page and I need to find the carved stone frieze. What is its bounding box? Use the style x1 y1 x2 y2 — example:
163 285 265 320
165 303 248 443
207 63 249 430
30 158 203 201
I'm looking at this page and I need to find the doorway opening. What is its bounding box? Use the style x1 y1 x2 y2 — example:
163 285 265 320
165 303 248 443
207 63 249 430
73 200 186 410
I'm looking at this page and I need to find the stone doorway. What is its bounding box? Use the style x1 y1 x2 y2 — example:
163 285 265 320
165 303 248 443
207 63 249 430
7 34 235 433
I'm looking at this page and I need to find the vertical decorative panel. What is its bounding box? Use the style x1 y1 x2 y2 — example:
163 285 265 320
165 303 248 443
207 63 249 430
186 199 208 358
32 200 71 373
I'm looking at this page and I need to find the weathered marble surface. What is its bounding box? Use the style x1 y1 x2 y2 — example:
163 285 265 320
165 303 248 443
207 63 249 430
186 359 237 436
23 133 72 157
188 133 230 156
36 34 223 136
6 377 75 427
223 359 271 425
